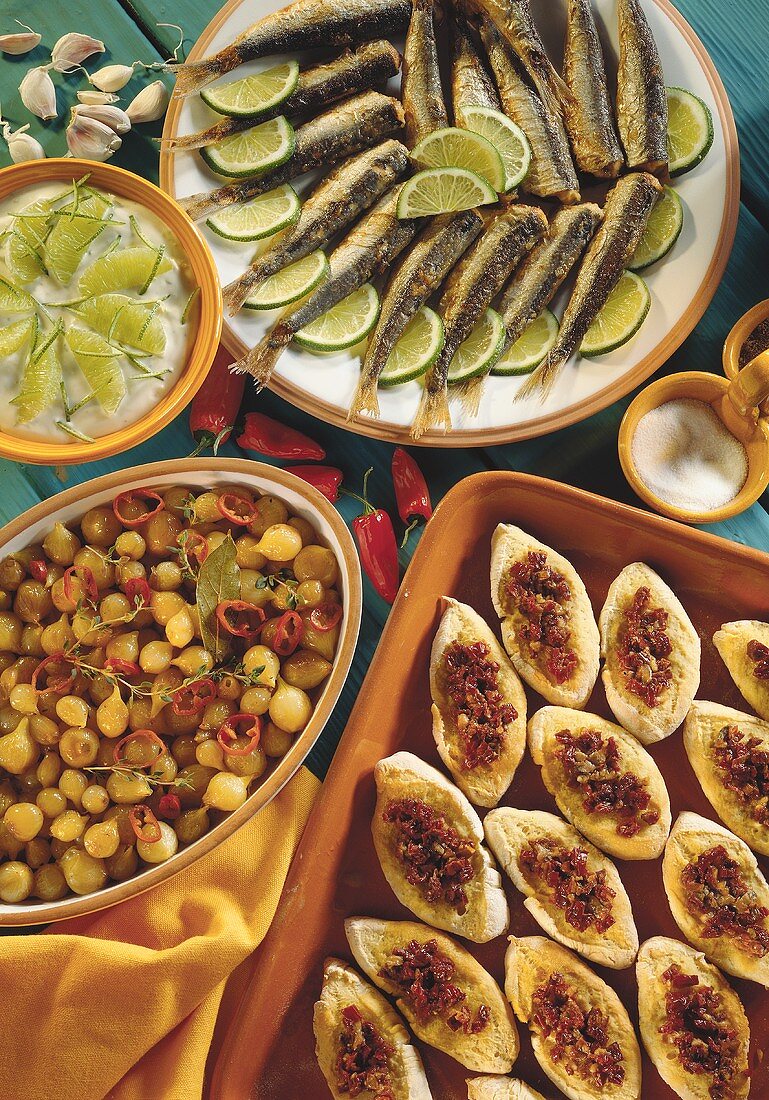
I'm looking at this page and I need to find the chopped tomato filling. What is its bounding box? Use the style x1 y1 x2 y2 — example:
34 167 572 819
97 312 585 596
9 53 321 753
379 938 490 1033
443 640 515 770
681 844 769 957
504 551 578 684
713 724 769 826
531 972 625 1088
334 1004 395 1099
519 837 616 933
747 638 769 679
383 798 475 913
616 586 672 708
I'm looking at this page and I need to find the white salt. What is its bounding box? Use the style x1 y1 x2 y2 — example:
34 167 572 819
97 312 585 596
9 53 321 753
630 397 748 512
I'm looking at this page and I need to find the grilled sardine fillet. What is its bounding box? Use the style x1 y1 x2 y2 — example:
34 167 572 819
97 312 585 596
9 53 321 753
169 0 411 96
165 41 401 151
450 5 501 126
480 19 579 203
231 188 420 387
403 0 448 146
519 171 661 400
616 0 668 173
562 0 624 177
223 140 409 315
350 210 483 420
413 205 547 438
180 91 404 222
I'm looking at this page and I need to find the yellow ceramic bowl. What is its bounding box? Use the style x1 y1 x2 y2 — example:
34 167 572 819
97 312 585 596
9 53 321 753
0 158 222 465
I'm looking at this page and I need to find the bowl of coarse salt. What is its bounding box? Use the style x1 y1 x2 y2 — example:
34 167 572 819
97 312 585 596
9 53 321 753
618 320 769 524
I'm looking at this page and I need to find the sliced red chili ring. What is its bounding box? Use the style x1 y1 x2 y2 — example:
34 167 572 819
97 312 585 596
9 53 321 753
215 600 266 639
113 729 166 767
31 653 72 694
124 576 151 607
63 564 98 605
29 559 48 583
104 657 142 678
113 488 165 528
129 804 162 844
171 677 218 716
157 792 181 820
309 602 343 633
216 493 257 525
273 610 304 656
217 713 262 757
181 530 209 566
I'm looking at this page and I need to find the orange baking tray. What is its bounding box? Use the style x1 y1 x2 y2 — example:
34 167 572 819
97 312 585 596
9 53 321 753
209 471 769 1099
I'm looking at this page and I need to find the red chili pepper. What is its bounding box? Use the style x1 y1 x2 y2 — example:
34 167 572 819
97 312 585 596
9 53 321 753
309 602 343 632
157 792 181 820
236 412 325 461
287 465 343 503
63 565 98 605
31 653 72 694
188 347 245 456
129 805 162 844
217 493 257 525
345 468 399 604
113 488 165 528
273 610 304 655
171 678 218 716
392 447 432 523
215 600 266 639
217 713 262 757
29 559 48 583
104 658 142 678
125 577 151 607
113 729 166 767
179 530 209 567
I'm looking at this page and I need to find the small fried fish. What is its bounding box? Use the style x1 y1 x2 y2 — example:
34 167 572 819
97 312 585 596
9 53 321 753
562 0 624 177
350 210 483 420
412 205 547 438
450 5 501 126
403 0 449 146
223 140 410 315
518 172 662 400
616 0 668 173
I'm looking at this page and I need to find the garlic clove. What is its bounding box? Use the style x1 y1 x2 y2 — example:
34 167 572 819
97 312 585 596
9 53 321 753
73 103 131 135
89 63 136 93
0 24 42 55
19 66 57 121
1 120 45 163
76 90 119 105
51 32 105 73
66 112 122 162
125 79 170 124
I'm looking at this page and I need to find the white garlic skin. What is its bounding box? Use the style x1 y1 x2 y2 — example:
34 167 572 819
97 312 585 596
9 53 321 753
73 103 131 135
76 90 120 106
51 32 105 72
125 80 170 124
19 66 57 121
66 113 122 162
89 63 135 93
0 31 42 55
2 124 45 163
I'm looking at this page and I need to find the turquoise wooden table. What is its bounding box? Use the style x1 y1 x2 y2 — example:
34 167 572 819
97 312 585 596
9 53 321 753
2 0 769 786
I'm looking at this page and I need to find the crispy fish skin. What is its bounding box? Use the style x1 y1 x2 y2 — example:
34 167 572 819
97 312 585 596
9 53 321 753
165 41 401 152
223 140 410 315
480 19 579 203
616 0 668 173
451 5 502 126
562 0 624 177
231 189 420 388
403 0 449 146
180 91 405 222
519 172 662 400
412 205 547 438
169 0 412 96
350 210 483 419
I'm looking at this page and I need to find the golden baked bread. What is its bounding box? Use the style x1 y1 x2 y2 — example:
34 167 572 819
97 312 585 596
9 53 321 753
713 619 769 719
466 1076 546 1100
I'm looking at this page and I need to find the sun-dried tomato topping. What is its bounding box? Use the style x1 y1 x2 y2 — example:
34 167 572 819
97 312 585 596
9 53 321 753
531 972 625 1088
713 724 769 826
681 844 769 958
519 837 616 933
383 798 476 913
442 640 516 770
660 964 742 1100
746 638 769 680
616 586 673 708
555 728 661 838
334 1003 395 1100
504 550 578 684
379 938 490 1033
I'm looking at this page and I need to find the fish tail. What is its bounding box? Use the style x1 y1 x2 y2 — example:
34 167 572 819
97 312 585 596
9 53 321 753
179 190 215 222
230 325 292 391
515 350 564 403
348 374 380 420
411 386 452 440
160 132 205 152
165 57 225 97
223 271 260 316
458 376 484 417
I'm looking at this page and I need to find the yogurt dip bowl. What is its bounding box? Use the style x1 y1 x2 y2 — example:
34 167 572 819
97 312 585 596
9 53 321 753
0 159 221 465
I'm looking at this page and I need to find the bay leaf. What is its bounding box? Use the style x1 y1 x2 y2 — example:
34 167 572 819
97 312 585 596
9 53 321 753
196 533 239 663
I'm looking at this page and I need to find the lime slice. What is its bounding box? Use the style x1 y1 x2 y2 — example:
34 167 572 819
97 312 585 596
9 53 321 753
206 185 301 242
78 247 173 296
13 323 63 424
0 277 35 315
200 116 296 178
667 87 714 176
396 168 497 219
580 272 650 357
0 317 37 358
492 309 560 376
8 199 52 283
201 61 300 118
629 186 683 271
379 307 444 387
76 294 166 355
447 308 506 383
65 326 126 414
457 107 531 192
295 284 380 352
243 250 328 310
411 126 505 192
44 192 113 285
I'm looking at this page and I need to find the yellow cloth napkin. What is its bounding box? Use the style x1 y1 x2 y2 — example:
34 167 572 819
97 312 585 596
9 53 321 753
0 765 319 1100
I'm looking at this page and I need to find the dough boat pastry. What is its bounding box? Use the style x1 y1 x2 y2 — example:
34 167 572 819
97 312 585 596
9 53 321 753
713 619 769 720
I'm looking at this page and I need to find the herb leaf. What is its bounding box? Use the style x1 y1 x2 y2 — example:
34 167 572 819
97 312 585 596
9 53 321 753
196 534 239 662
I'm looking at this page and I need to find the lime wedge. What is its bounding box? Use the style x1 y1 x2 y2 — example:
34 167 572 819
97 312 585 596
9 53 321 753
78 246 173 296
667 87 714 176
0 277 35 315
8 199 52 283
380 307 444 387
0 317 37 358
206 185 301 242
456 107 531 192
629 186 683 271
295 284 380 352
44 192 113 285
243 250 328 310
446 308 506 383
411 126 505 192
65 326 126 414
396 168 497 219
76 294 166 355
200 116 296 178
580 272 650 357
492 309 559 375
201 61 300 118
13 323 63 424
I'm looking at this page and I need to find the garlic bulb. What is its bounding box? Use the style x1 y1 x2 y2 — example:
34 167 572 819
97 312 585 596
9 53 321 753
125 80 170 124
66 112 122 161
51 32 105 73
0 120 45 163
73 103 131 135
19 66 57 121
0 23 41 55
76 90 119 105
88 63 136 93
